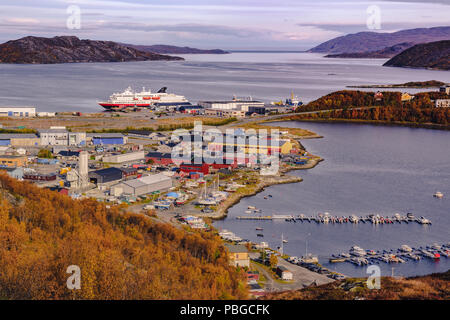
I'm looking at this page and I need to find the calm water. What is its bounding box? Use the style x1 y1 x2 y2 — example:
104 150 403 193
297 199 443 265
0 52 449 112
214 122 450 277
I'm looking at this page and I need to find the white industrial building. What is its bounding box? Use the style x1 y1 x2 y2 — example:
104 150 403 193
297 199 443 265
38 129 86 146
0 107 36 117
102 151 145 163
111 173 172 197
198 99 264 111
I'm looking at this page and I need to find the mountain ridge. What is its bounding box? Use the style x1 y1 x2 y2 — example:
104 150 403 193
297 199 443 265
0 36 184 64
308 26 450 54
383 40 450 70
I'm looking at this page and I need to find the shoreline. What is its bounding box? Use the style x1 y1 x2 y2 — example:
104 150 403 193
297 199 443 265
199 157 323 220
273 118 450 131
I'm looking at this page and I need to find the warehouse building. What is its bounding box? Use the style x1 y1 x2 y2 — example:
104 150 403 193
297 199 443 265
88 167 124 185
0 134 40 147
0 155 28 168
198 99 264 110
2 167 24 180
38 129 86 146
102 151 145 163
110 173 172 197
88 133 127 145
0 107 36 117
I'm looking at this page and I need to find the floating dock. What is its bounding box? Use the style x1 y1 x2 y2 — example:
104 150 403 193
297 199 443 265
237 213 432 225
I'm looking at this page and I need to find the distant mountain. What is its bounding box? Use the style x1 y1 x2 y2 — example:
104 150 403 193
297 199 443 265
0 36 184 64
308 26 450 54
325 42 414 58
383 40 450 70
124 44 229 54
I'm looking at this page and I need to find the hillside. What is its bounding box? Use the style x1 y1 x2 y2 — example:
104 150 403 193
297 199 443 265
124 44 229 54
0 174 247 299
261 271 450 300
308 26 450 54
383 40 450 70
325 42 414 58
290 90 450 127
0 36 184 64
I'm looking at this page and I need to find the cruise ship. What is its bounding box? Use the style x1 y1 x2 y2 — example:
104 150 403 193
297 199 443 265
98 86 190 110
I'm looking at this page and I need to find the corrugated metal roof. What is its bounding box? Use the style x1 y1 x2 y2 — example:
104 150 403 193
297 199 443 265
122 173 171 189
0 134 38 139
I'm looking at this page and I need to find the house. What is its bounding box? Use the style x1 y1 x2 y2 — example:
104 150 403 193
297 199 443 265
145 152 174 165
401 93 414 102
435 99 450 108
224 244 250 268
374 91 383 101
110 173 172 197
276 266 293 280
439 85 450 95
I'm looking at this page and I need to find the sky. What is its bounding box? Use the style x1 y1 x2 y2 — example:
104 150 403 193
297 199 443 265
0 0 449 50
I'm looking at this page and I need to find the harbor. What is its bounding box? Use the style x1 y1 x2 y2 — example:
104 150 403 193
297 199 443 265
213 122 450 278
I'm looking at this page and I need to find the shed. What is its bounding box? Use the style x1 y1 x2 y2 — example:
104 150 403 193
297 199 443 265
88 167 123 184
276 266 293 281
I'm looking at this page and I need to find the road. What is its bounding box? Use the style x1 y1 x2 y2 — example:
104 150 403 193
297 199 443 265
249 252 333 293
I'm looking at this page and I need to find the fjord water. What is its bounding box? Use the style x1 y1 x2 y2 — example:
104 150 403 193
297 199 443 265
214 122 450 277
1 52 450 112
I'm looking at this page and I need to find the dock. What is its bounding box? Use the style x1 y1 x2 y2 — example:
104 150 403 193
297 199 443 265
237 213 432 225
328 243 449 266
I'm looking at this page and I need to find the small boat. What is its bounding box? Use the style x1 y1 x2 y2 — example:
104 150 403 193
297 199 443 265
245 210 252 214
282 239 288 243
433 191 444 199
248 206 256 210
256 233 264 237
400 245 413 252
255 227 263 231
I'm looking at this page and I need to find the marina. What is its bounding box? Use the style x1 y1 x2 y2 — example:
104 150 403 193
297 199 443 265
329 243 450 267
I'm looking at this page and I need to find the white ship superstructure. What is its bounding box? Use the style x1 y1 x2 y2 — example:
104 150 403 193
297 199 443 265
99 86 190 110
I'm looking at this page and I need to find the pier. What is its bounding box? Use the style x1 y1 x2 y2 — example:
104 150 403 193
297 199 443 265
237 213 432 225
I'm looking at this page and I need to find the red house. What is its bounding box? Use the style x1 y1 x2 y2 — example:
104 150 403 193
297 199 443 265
180 163 210 175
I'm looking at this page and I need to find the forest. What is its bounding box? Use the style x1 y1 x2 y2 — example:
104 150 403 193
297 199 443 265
0 174 248 300
293 90 450 126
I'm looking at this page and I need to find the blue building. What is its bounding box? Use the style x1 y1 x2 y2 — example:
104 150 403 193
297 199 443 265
88 133 127 145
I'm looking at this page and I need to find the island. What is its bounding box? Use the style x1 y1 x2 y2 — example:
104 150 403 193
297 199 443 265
347 80 447 89
123 44 229 55
0 36 184 64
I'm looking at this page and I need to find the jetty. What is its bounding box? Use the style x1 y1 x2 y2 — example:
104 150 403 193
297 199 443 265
237 213 432 225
